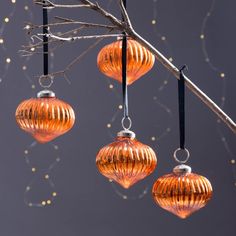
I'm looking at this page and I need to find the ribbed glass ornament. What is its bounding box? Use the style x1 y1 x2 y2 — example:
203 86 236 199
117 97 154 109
96 131 157 189
15 91 75 143
152 165 213 219
97 38 155 85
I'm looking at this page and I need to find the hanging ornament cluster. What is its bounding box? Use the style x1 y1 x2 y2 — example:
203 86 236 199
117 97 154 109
97 38 155 85
15 7 75 144
96 130 157 189
15 90 75 143
97 40 213 219
96 1 157 189
14 0 214 217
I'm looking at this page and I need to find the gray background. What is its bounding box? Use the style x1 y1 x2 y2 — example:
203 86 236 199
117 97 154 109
0 0 236 236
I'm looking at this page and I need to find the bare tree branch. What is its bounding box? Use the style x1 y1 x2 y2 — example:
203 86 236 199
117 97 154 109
119 0 133 29
29 0 236 134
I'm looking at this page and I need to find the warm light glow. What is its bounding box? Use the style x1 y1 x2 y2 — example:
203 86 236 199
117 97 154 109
6 58 11 63
4 17 9 23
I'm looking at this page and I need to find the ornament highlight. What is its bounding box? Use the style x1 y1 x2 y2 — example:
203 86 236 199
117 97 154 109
97 38 155 85
152 164 213 219
15 90 75 143
96 130 157 189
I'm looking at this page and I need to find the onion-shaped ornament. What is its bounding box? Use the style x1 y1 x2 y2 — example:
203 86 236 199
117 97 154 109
15 90 75 143
96 130 157 189
97 38 155 85
152 164 213 219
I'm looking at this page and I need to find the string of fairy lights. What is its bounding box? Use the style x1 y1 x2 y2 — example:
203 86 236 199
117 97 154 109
21 2 37 91
150 0 173 142
22 1 36 91
104 0 173 200
23 142 59 207
200 0 236 188
0 0 16 84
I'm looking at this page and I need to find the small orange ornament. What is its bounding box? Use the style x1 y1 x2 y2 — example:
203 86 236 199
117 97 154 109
152 164 213 219
96 130 157 189
15 90 75 143
97 38 155 85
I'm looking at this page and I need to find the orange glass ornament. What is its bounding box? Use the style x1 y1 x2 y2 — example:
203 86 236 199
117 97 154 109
96 130 157 189
97 38 155 85
152 164 213 219
15 90 75 143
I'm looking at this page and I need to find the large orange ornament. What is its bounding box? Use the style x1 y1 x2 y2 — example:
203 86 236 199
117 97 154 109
152 164 213 219
15 90 75 143
96 130 157 189
97 38 155 85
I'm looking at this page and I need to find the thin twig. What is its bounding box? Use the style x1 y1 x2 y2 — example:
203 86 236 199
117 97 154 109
39 36 106 82
34 0 90 9
26 17 118 32
40 33 123 41
20 26 86 56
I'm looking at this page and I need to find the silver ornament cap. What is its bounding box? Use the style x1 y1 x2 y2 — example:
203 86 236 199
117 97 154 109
173 164 192 175
37 90 56 98
117 130 136 139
